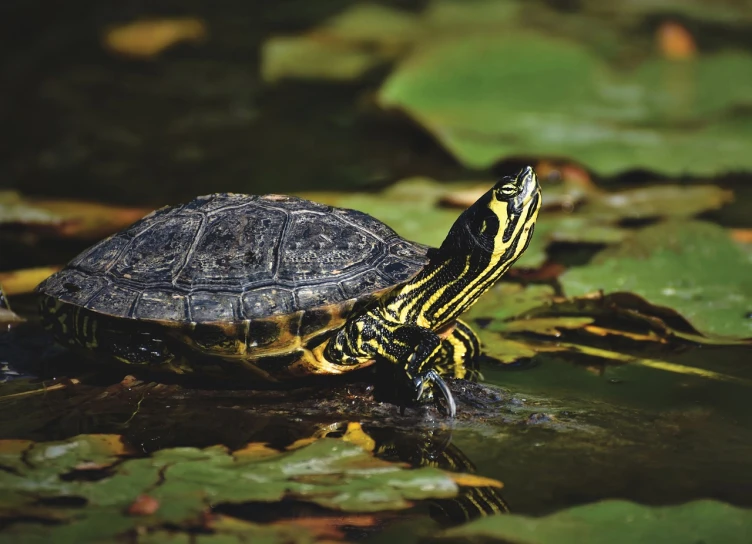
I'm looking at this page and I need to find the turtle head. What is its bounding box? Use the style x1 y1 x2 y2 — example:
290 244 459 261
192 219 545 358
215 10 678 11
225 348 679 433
440 166 541 262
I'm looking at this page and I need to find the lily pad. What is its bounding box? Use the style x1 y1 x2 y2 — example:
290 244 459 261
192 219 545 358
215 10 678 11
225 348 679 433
379 33 752 176
0 434 490 542
433 499 752 544
560 220 752 338
578 185 733 221
261 3 419 82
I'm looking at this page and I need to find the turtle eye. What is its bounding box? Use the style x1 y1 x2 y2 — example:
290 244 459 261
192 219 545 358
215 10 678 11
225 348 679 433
495 182 519 198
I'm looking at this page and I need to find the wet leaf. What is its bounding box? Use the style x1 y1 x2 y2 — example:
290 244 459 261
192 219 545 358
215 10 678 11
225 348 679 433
0 267 60 296
0 192 151 240
433 499 752 544
379 33 752 176
103 18 207 58
560 220 752 338
0 434 492 541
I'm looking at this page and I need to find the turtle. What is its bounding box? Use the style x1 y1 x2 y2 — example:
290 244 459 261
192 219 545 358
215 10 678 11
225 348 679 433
37 166 541 416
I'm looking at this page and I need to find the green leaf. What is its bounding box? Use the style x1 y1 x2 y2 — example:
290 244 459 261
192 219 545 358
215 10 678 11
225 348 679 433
560 220 752 338
465 284 593 364
260 3 419 82
0 435 471 542
579 185 733 221
582 0 752 26
379 33 752 176
433 499 752 544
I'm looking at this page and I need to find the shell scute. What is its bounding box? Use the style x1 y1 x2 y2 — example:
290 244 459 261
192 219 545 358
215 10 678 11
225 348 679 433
112 215 202 286
133 290 187 321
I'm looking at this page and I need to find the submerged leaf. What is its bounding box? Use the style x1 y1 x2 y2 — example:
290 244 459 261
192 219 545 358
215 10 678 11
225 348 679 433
560 220 752 338
433 499 752 544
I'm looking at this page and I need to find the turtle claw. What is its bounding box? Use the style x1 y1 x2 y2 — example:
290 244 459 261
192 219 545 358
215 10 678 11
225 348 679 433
424 369 456 418
406 369 456 419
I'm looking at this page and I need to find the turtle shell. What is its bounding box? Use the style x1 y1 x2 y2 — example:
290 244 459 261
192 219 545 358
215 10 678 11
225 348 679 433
37 193 430 373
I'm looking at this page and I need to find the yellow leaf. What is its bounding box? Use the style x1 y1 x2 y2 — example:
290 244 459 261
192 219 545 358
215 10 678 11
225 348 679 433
450 473 504 489
0 266 60 295
233 442 281 460
104 18 207 58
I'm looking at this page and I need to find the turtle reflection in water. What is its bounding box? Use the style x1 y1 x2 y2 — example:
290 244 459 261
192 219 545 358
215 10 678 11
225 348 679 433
318 421 509 523
37 167 541 415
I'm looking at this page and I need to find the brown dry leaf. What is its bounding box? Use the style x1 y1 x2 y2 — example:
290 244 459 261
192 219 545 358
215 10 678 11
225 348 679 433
32 198 151 239
1 192 151 240
79 434 139 460
731 228 752 243
657 21 697 59
272 514 380 542
233 442 281 460
0 439 34 455
536 160 598 192
584 325 667 343
127 495 161 516
104 18 207 58
287 436 321 450
0 266 60 296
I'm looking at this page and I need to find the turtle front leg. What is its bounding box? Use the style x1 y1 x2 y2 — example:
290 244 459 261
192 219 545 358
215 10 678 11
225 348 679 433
325 319 454 415
392 320 483 416
433 319 482 382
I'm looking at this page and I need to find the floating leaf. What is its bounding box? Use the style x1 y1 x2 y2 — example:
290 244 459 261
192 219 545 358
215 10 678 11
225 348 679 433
0 434 494 542
433 499 752 544
379 32 752 176
261 3 419 82
560 220 752 338
465 284 591 364
578 185 733 221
